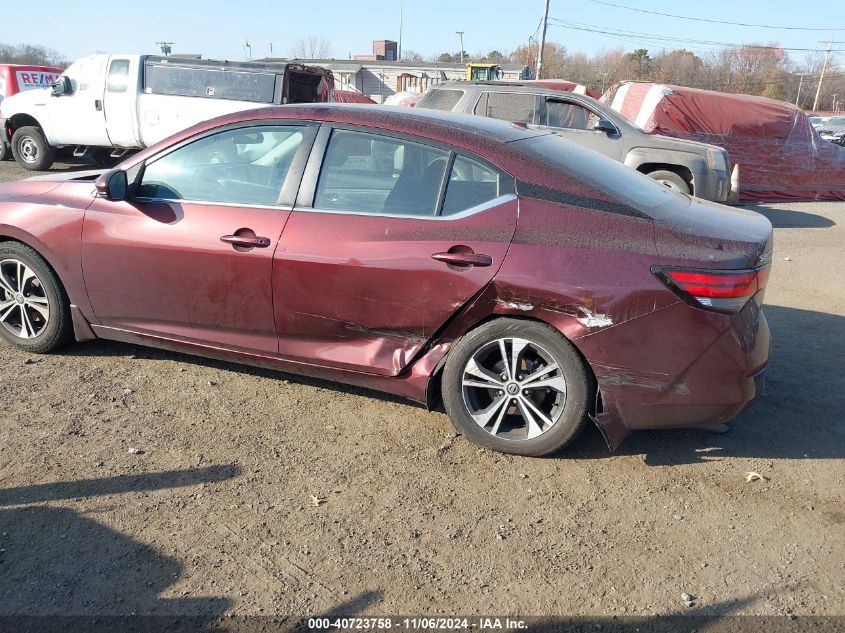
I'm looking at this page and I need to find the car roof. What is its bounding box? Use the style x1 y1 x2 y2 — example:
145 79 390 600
429 80 604 104
265 103 547 142
125 103 553 174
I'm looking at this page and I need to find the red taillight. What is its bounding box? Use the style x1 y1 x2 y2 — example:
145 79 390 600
653 266 770 312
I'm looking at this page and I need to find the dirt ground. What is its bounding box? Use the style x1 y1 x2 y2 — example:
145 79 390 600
0 159 842 628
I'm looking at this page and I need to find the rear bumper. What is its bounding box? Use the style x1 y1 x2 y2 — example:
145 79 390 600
580 297 770 449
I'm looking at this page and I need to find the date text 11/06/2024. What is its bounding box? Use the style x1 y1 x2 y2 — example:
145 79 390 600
306 617 528 630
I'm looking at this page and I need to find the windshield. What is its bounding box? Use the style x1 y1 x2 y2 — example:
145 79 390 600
514 133 688 219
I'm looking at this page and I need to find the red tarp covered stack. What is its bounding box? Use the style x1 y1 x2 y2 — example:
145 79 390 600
333 89 376 104
602 81 845 202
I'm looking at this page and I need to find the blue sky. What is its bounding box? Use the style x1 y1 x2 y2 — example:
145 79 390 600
1 0 842 68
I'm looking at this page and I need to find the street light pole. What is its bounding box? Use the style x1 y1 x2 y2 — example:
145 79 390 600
536 0 550 79
456 31 465 63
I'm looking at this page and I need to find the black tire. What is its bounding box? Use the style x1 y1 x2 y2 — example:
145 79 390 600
647 169 691 195
11 126 56 171
0 241 73 354
442 318 591 457
0 141 10 162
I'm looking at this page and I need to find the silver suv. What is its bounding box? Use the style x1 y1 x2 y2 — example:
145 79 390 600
417 81 731 202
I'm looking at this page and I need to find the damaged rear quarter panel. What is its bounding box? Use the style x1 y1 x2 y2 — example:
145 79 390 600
491 197 675 337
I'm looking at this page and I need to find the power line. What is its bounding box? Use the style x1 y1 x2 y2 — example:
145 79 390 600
548 18 845 53
586 0 844 31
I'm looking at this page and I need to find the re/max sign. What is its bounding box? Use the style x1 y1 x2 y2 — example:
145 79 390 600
16 71 61 89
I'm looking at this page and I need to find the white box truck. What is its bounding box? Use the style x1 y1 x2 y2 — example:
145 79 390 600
0 54 334 170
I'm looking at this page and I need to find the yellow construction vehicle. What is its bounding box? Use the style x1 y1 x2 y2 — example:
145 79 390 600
466 63 502 81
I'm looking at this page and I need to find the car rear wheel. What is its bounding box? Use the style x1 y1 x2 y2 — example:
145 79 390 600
0 241 72 353
647 169 691 195
11 126 56 171
442 318 590 456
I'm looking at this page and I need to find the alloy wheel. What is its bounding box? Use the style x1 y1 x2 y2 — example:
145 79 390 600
0 258 51 339
461 337 567 441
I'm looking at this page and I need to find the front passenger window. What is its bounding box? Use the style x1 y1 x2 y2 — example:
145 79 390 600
546 100 600 131
138 125 307 205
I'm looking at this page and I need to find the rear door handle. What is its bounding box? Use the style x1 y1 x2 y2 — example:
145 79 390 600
95 99 103 111
220 234 271 248
431 251 492 267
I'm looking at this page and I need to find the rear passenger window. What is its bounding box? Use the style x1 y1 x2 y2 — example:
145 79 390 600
418 89 464 111
441 155 501 216
475 92 537 124
314 129 449 216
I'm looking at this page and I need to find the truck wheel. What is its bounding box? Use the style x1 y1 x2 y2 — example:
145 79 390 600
0 141 10 162
647 169 690 195
11 126 56 171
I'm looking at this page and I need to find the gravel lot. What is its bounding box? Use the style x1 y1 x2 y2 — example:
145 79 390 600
0 159 842 627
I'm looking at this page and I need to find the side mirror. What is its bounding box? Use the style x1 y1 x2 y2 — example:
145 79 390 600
51 76 73 97
95 169 127 201
593 119 617 136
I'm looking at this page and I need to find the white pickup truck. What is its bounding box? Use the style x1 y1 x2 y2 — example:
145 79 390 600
0 54 334 170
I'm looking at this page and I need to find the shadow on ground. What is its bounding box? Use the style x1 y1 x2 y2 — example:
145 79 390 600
51 305 845 466
744 203 836 229
0 465 240 626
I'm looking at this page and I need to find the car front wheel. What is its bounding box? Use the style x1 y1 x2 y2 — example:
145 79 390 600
0 241 72 353
442 318 591 456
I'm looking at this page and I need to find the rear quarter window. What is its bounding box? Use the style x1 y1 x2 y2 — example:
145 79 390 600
417 89 464 111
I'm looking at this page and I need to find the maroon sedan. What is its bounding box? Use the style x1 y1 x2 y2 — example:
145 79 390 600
0 104 772 456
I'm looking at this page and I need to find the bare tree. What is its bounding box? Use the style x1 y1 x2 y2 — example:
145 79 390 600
289 36 332 60
0 42 68 67
402 50 425 62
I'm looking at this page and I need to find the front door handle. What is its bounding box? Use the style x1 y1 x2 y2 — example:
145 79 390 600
221 234 271 248
431 251 492 267
95 99 103 111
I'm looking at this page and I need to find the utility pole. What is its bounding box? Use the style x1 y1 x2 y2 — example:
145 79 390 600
536 0 550 79
812 38 845 111
795 74 804 106
156 41 174 56
399 0 403 61
456 31 465 63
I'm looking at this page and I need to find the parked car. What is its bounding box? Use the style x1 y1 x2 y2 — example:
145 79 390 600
417 81 731 201
0 105 772 456
816 116 845 140
0 64 64 161
0 54 334 171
